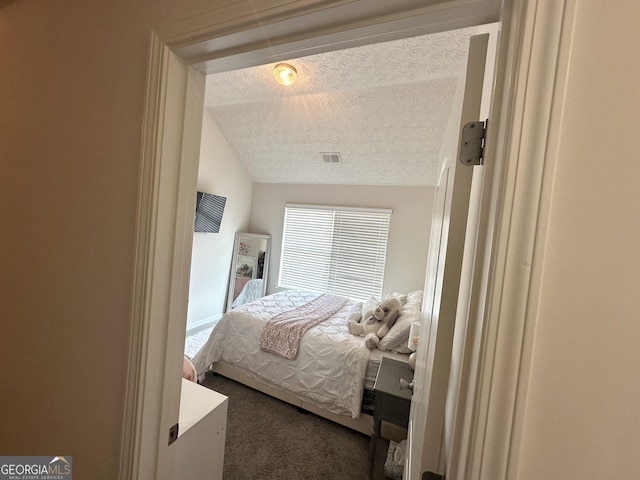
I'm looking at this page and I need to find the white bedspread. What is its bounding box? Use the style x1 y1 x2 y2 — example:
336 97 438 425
232 278 263 308
191 289 370 418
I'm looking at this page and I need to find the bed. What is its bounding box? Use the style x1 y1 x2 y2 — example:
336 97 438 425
191 288 423 434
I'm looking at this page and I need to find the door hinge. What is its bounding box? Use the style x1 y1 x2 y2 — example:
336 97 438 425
168 423 179 446
459 119 488 166
422 472 445 480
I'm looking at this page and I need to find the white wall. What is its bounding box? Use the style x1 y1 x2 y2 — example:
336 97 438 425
188 111 253 328
249 183 435 297
516 1 640 478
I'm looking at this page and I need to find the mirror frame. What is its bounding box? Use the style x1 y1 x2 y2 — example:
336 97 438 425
226 232 271 312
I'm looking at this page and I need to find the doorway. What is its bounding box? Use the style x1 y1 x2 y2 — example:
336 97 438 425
121 1 570 479
125 3 503 478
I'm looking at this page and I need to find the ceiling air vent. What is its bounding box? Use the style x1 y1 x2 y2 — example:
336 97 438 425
321 152 342 164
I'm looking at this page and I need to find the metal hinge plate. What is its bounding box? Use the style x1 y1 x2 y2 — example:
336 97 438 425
459 119 488 166
168 423 179 446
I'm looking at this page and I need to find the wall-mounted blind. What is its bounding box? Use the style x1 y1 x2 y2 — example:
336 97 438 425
278 204 391 301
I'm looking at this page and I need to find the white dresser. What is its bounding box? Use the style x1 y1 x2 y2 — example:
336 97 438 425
172 379 228 479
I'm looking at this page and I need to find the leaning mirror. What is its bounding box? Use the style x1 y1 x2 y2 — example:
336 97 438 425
226 232 271 312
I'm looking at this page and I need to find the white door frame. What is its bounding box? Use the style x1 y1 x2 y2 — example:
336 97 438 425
463 1 577 478
120 0 574 478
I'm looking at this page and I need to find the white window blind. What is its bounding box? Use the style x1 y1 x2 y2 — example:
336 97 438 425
278 204 391 301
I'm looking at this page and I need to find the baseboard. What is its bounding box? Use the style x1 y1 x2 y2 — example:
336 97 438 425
186 314 221 333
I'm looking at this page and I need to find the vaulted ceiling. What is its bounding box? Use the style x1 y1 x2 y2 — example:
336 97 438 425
203 26 479 187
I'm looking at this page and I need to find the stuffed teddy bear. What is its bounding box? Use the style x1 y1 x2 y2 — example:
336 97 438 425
348 297 402 349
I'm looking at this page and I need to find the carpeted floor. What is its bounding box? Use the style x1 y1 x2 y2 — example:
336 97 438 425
201 372 371 480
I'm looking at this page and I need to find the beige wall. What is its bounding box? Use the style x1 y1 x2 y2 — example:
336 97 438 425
249 183 435 298
0 0 213 478
516 1 640 478
187 111 253 328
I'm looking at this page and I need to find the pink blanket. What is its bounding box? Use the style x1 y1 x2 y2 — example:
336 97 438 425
259 293 348 359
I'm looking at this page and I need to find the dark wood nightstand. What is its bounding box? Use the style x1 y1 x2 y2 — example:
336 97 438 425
369 357 414 479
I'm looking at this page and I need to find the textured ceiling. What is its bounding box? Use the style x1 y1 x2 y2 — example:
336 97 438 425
204 27 477 186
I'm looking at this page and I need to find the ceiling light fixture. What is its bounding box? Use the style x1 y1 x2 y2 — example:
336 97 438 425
273 63 298 86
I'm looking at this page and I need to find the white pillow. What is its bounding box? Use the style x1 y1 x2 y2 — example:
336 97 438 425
384 291 408 304
346 301 363 324
362 296 380 319
378 290 423 353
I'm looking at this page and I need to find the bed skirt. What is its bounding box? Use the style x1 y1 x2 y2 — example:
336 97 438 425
210 361 374 435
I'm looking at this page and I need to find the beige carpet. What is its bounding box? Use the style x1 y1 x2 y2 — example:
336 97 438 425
201 372 370 480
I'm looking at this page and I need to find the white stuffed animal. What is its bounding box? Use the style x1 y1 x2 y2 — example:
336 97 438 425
348 297 402 349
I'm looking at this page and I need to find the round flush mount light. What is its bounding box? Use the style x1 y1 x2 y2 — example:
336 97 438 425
273 63 298 86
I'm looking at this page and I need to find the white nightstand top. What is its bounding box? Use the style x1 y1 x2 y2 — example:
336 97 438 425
178 379 227 436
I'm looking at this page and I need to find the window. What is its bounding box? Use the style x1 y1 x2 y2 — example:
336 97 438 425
278 203 391 301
